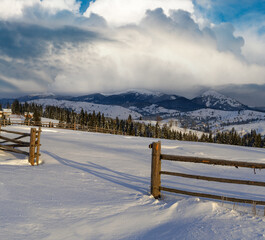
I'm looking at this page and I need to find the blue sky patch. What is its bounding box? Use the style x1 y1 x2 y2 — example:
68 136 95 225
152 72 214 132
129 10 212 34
193 0 265 25
78 0 94 14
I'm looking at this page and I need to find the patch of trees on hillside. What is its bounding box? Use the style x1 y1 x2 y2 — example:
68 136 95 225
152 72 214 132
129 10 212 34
10 100 265 148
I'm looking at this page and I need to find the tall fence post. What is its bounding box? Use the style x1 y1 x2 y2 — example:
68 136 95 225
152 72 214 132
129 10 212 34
150 141 161 199
35 127 41 165
29 128 37 166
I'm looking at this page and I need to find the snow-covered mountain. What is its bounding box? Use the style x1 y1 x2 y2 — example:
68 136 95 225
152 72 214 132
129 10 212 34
70 90 202 112
0 89 251 113
27 99 142 119
2 89 265 133
192 90 248 111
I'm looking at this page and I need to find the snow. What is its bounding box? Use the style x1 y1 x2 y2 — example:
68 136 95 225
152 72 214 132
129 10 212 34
0 126 265 239
221 120 265 136
201 90 242 108
187 109 265 127
27 99 142 119
41 117 59 123
9 114 25 123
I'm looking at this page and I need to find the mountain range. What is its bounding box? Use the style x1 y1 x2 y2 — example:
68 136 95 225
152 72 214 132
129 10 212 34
0 89 252 113
1 90 265 134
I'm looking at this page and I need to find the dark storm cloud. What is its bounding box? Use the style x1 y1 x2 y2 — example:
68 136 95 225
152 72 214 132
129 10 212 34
0 19 102 59
0 58 56 84
217 84 265 107
0 78 19 91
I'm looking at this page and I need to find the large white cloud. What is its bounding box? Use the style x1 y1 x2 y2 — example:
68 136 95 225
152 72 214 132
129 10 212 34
0 1 264 106
48 9 265 95
0 0 80 20
84 0 194 26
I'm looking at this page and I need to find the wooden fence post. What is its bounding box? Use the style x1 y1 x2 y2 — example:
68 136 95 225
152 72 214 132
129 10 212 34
150 141 161 199
35 127 41 165
29 128 36 166
74 122 76 130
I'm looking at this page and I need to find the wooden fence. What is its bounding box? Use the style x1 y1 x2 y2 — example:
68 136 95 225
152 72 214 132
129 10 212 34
149 141 265 205
0 126 41 166
0 120 124 135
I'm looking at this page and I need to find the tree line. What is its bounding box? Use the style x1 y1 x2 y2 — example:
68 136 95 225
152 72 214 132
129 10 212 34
2 100 265 148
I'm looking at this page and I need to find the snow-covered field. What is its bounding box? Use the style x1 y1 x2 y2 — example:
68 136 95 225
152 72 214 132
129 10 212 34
0 126 265 240
8 114 25 123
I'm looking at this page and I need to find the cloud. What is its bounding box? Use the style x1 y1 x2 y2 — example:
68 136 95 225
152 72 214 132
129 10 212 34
212 23 244 56
217 84 265 107
0 1 264 107
194 0 265 24
84 0 194 26
22 4 107 28
48 9 265 96
0 20 102 59
0 0 81 20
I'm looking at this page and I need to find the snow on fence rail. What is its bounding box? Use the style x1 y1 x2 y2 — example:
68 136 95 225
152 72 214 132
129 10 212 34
0 126 41 166
149 141 265 205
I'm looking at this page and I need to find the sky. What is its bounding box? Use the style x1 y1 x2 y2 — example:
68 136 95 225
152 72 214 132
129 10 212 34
0 0 264 106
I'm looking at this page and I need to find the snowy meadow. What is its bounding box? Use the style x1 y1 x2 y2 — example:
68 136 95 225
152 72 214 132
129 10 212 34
0 126 265 240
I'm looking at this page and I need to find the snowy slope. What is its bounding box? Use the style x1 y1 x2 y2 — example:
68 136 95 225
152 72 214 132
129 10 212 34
28 99 142 119
0 126 265 240
130 104 180 116
192 90 247 111
186 109 265 127
221 120 265 136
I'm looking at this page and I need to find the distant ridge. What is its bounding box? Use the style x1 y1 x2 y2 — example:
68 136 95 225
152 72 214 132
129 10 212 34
0 89 252 113
192 90 248 111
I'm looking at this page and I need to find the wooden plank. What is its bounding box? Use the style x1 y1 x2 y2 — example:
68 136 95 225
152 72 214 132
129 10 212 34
160 186 265 205
161 154 265 169
0 134 29 144
0 143 29 148
0 145 29 155
160 171 265 187
0 129 30 136
0 135 30 145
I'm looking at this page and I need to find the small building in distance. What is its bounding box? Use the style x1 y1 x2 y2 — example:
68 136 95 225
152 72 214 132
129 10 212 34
0 109 12 118
24 112 34 119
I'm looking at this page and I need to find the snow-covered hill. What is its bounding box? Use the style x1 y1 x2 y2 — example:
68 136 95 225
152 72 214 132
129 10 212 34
4 89 265 134
27 96 265 134
221 120 265 136
27 99 142 119
185 109 265 133
1 126 265 239
192 90 248 111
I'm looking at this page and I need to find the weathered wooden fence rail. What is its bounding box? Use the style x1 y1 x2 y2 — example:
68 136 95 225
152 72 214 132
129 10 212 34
149 141 265 205
0 126 41 166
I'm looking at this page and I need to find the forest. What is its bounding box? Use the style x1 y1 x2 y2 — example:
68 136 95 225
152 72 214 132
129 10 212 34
1 100 264 148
